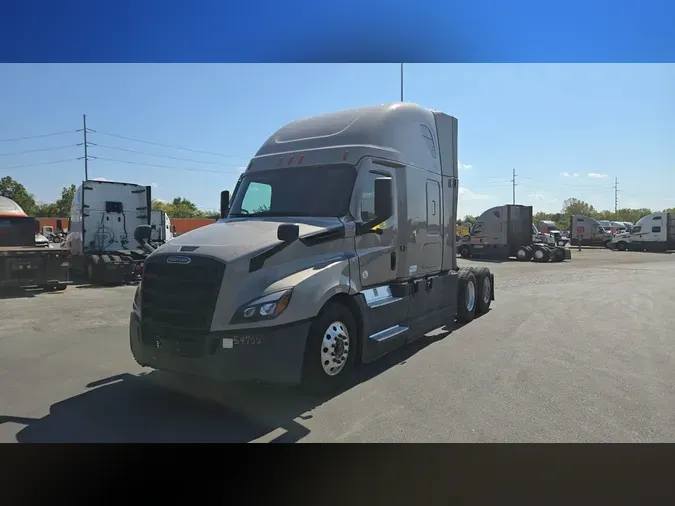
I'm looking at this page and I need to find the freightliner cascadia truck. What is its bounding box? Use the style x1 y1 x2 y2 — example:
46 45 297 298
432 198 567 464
129 103 495 393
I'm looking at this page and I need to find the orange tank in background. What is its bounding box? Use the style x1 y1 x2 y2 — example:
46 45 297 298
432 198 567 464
0 196 28 218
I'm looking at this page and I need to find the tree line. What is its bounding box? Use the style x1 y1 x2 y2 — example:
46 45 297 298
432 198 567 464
0 176 220 220
461 198 675 230
3 176 672 227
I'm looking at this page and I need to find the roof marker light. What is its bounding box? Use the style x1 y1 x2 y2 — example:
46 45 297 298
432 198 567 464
343 150 349 160
298 153 304 163
288 155 295 165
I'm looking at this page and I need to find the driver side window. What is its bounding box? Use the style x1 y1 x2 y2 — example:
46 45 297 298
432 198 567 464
357 170 394 228
241 182 272 214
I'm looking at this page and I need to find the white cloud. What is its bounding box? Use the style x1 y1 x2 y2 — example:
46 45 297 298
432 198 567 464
458 187 493 201
573 173 579 177
587 172 608 179
458 161 473 172
561 172 579 177
528 192 558 204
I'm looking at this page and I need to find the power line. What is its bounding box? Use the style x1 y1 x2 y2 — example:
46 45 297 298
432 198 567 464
91 131 251 160
0 144 80 156
93 156 244 175
0 130 78 143
0 158 80 170
90 143 245 168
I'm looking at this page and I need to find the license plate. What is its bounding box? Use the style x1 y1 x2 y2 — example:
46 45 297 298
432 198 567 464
222 338 234 349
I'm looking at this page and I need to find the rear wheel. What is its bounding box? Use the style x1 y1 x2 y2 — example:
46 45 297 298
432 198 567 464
474 267 492 314
457 269 477 323
516 246 531 262
301 302 358 395
87 255 101 283
458 245 470 258
532 247 550 263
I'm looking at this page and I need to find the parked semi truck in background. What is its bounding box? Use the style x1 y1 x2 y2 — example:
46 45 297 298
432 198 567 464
150 210 175 244
611 212 675 252
457 205 571 262
65 180 159 285
130 102 495 393
538 220 569 247
570 215 613 247
0 196 70 291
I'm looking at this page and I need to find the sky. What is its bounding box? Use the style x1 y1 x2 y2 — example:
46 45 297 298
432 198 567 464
0 63 673 218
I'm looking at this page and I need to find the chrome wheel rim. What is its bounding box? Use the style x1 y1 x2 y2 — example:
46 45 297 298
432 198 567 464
321 321 350 376
466 280 476 311
517 249 526 260
482 277 491 304
534 249 544 260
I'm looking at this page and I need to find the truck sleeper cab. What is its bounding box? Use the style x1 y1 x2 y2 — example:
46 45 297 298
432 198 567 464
129 103 495 393
611 212 675 252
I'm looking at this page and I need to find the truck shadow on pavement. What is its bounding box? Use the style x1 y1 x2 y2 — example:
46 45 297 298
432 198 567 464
0 321 475 443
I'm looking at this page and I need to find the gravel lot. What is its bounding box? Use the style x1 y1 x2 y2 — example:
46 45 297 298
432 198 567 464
1 248 673 443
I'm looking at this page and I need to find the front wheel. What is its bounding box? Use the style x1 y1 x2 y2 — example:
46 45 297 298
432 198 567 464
616 241 627 251
301 302 358 395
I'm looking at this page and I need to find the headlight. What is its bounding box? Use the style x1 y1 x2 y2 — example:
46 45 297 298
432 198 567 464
132 283 141 314
230 289 293 324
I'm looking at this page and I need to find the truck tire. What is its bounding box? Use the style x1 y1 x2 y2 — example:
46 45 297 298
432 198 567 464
604 240 612 249
458 245 470 258
516 246 531 262
87 255 101 283
616 241 627 251
532 246 550 263
474 267 492 314
552 248 566 262
301 301 358 395
457 269 477 323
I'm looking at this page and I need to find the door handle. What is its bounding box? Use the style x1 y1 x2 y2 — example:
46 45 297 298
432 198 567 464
390 251 397 271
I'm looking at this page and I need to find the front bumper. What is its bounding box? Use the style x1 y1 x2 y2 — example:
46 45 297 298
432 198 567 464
129 312 312 385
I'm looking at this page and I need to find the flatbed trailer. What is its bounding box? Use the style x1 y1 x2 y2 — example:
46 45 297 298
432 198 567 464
0 246 71 291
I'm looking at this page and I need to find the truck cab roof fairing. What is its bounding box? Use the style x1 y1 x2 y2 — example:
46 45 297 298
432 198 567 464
250 103 455 178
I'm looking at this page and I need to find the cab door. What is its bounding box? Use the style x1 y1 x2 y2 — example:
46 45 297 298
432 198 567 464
354 167 398 289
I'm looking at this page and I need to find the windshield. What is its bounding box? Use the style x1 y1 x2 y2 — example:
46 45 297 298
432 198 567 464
229 164 358 218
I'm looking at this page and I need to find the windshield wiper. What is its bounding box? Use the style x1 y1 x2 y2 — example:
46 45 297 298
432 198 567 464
248 211 313 217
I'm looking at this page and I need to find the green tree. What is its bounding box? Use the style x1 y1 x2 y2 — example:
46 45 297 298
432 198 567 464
152 197 207 218
0 176 37 215
55 184 76 217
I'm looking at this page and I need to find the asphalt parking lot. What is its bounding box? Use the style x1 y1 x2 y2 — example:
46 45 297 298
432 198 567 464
1 248 674 443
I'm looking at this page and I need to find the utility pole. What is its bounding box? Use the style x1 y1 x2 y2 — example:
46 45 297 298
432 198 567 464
614 177 619 213
400 63 404 102
512 168 517 204
77 114 90 180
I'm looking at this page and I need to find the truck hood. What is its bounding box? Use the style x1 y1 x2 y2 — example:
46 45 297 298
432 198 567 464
151 218 344 263
613 232 630 240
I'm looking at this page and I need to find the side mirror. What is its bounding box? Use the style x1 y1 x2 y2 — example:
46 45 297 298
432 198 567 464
134 224 153 243
56 219 63 231
373 177 393 222
220 190 230 219
277 223 299 243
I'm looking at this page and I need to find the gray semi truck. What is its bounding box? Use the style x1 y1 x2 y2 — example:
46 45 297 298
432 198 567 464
129 103 495 393
457 204 571 262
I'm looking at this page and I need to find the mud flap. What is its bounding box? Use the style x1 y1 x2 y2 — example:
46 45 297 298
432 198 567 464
565 249 572 260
